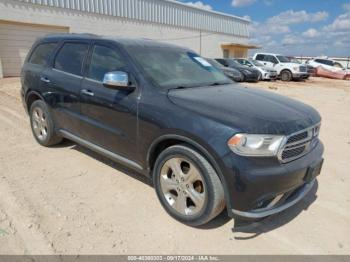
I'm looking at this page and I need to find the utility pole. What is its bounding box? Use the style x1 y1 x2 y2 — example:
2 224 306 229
199 30 202 55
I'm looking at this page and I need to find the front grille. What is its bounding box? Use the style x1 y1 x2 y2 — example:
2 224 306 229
279 124 320 163
287 131 308 144
299 66 307 72
282 146 306 160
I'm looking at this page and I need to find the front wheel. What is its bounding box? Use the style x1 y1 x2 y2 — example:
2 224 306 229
281 70 292 81
153 145 225 226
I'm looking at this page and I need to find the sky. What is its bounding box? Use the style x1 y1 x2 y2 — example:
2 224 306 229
179 0 350 57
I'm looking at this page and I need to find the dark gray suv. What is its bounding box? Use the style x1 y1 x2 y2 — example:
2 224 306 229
21 34 324 226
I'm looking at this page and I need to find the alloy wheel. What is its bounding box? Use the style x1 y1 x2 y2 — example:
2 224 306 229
32 107 48 141
160 157 206 216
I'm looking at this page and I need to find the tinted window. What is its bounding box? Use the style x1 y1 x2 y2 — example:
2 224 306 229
255 54 265 61
320 59 333 66
276 56 290 63
29 43 57 65
215 59 227 66
54 43 89 76
88 45 127 81
267 55 279 64
334 62 344 68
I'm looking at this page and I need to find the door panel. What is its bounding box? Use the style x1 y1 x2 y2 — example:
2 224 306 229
79 79 138 160
79 43 139 161
43 69 83 134
43 41 89 134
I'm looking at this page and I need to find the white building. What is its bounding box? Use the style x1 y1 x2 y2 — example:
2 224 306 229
0 0 254 78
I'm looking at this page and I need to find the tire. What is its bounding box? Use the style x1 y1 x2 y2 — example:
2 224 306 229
153 145 225 226
29 100 62 147
281 70 292 81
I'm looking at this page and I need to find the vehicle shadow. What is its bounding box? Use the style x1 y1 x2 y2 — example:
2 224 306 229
68 142 153 187
231 180 319 240
55 139 318 235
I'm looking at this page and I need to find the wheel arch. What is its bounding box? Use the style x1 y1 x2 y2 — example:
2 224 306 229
147 134 233 212
25 90 44 112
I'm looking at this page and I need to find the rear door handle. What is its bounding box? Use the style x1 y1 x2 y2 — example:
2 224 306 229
40 77 50 83
81 89 94 97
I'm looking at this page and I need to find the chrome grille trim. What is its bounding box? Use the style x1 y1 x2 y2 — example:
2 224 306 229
299 66 307 72
278 123 321 163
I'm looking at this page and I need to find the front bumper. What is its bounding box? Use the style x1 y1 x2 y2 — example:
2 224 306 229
263 72 278 80
222 141 324 219
231 179 315 219
292 72 309 79
244 74 260 82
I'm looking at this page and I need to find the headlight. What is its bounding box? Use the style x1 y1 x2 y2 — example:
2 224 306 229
227 134 286 157
293 66 299 71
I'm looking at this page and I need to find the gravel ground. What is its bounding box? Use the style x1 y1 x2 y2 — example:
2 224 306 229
0 77 349 255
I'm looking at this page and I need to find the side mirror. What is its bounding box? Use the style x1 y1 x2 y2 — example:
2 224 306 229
103 71 135 91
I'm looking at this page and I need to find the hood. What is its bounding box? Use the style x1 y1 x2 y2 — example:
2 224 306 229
223 67 241 75
168 84 321 135
280 62 301 67
231 65 259 74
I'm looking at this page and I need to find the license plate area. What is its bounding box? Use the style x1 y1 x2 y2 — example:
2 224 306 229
304 159 324 182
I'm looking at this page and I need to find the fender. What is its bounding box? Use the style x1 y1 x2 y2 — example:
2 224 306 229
25 90 45 110
146 134 233 213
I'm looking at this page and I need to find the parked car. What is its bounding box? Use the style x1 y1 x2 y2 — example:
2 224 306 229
287 57 316 77
21 34 324 226
315 66 350 80
235 58 277 80
206 58 244 82
307 58 346 72
215 58 260 82
253 53 309 81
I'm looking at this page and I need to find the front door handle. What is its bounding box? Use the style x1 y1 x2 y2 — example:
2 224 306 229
40 77 50 83
81 89 95 97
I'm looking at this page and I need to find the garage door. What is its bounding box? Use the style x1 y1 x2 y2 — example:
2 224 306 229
0 21 68 77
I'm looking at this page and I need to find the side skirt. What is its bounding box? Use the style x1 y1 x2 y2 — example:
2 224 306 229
58 129 144 172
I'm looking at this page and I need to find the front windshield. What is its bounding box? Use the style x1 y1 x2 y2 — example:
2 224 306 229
126 46 231 88
227 59 241 66
206 58 225 69
277 56 291 63
250 60 263 67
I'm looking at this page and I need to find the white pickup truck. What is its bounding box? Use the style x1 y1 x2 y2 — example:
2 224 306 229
253 53 309 81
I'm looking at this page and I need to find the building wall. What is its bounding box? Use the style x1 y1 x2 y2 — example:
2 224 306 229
0 0 249 59
0 20 69 76
10 0 250 37
222 46 248 58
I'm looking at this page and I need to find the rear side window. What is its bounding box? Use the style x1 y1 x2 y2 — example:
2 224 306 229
54 43 89 76
88 45 127 81
29 43 57 65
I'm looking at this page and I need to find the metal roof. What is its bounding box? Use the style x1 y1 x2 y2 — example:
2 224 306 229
14 0 250 37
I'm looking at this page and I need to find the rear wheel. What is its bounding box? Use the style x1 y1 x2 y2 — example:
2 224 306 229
30 100 62 146
153 145 225 226
281 70 292 81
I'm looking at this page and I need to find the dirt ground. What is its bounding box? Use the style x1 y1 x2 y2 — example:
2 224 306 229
0 77 349 255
